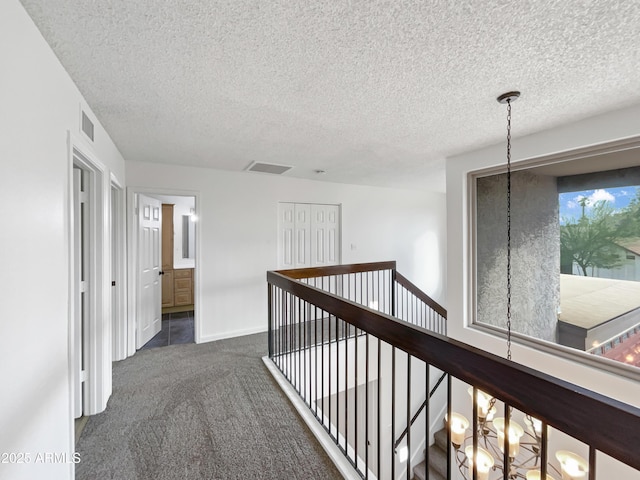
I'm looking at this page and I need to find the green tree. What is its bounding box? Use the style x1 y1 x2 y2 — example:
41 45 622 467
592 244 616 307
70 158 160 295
616 187 640 237
560 200 623 276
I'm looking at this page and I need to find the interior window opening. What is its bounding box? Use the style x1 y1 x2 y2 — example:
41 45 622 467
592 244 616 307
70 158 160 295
474 155 640 374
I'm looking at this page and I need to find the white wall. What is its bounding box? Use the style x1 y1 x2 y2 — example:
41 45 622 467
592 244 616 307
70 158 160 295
126 161 447 343
446 103 640 409
0 2 126 479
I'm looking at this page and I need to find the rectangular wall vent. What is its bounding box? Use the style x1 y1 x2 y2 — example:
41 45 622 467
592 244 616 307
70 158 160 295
246 162 292 175
81 111 94 142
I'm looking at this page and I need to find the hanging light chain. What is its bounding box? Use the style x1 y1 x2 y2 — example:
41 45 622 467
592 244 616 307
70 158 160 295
506 98 513 361
497 90 519 361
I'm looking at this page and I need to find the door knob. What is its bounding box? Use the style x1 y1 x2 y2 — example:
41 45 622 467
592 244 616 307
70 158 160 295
159 271 164 276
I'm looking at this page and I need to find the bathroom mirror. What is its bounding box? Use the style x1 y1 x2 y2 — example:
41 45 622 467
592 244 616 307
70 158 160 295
182 215 196 259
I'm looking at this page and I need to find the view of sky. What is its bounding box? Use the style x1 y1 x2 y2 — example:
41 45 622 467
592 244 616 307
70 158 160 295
559 186 639 223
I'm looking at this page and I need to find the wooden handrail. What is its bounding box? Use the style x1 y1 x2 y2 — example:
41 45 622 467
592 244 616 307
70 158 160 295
275 260 396 279
395 270 447 318
267 270 640 471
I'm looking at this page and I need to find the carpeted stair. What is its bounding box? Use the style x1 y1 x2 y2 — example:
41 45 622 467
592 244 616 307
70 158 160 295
412 427 448 480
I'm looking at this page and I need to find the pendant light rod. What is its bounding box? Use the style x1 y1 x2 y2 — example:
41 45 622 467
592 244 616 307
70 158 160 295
497 91 520 361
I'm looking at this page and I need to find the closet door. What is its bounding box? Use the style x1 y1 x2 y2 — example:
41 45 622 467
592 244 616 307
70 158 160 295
278 203 341 269
294 204 311 268
278 203 295 269
311 204 340 267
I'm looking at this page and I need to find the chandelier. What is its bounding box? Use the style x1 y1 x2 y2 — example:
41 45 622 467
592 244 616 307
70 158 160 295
448 92 589 480
449 387 589 479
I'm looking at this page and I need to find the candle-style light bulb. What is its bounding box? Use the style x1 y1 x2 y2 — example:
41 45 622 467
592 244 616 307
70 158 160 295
465 446 494 480
555 451 588 479
493 418 524 457
448 412 469 448
526 470 558 480
467 387 496 421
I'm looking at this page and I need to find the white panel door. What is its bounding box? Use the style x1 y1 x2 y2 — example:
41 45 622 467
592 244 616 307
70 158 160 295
136 195 162 348
294 204 311 268
311 204 340 267
278 203 340 269
278 203 295 269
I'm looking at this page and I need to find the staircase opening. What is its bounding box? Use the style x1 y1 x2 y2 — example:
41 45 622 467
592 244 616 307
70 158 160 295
266 261 640 480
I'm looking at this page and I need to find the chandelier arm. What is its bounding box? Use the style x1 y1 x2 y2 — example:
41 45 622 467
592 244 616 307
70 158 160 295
456 448 470 478
519 439 540 447
511 453 538 468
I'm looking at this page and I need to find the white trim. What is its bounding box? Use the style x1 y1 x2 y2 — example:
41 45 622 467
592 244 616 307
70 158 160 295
262 356 359 480
66 129 113 480
200 326 267 344
127 186 201 353
110 174 128 361
64 132 75 480
126 189 138 356
470 135 640 179
68 134 113 416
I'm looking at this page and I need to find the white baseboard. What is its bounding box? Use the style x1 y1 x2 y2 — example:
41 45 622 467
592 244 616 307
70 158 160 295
197 325 267 344
262 356 362 480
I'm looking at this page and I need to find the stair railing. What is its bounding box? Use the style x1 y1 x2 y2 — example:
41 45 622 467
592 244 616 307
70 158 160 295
268 261 448 479
394 270 447 335
394 370 447 449
267 263 640 480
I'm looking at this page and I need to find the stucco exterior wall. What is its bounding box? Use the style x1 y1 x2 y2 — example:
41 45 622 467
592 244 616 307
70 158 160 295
476 171 559 342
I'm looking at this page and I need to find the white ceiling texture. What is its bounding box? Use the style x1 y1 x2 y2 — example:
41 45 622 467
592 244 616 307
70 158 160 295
19 1 640 192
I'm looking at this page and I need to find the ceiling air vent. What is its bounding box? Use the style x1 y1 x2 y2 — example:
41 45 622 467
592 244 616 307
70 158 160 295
81 110 94 142
246 161 292 175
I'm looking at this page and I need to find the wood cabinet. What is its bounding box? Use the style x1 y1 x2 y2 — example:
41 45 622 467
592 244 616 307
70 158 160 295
173 268 194 306
161 204 174 271
161 203 194 309
161 268 193 308
161 270 174 307
161 204 175 308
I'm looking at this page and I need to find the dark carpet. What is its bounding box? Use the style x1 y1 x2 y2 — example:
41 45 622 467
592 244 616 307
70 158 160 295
76 333 342 480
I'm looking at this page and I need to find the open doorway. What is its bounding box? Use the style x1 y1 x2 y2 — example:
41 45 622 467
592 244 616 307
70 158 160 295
125 188 199 353
142 194 196 349
69 143 113 420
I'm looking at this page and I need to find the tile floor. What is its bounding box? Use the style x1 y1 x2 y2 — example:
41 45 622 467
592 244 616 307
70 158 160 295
140 310 194 350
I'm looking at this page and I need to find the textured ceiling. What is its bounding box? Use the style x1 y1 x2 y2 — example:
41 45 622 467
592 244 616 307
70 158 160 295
19 0 640 192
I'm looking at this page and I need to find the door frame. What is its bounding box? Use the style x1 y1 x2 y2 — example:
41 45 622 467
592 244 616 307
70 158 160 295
66 132 112 419
110 175 127 361
126 187 201 356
